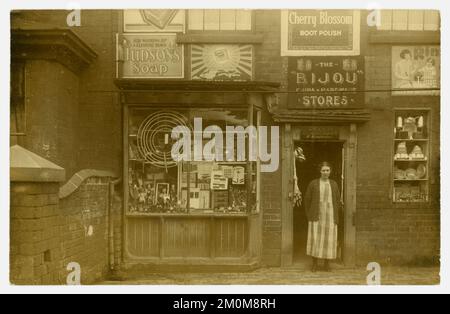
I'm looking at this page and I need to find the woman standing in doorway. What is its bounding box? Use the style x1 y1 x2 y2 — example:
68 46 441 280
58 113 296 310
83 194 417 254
304 162 341 272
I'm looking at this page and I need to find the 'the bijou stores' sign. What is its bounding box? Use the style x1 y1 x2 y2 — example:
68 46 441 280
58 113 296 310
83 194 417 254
281 10 360 56
288 57 365 109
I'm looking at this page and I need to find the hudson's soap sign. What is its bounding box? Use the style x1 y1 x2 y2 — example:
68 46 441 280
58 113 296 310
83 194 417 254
288 57 364 109
117 34 184 79
281 10 360 56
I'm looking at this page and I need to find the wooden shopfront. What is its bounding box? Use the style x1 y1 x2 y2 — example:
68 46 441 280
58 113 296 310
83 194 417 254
116 80 279 267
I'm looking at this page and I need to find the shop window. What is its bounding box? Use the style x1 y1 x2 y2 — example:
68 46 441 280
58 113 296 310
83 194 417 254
127 108 259 215
393 109 430 203
188 9 252 31
378 10 440 31
10 61 26 136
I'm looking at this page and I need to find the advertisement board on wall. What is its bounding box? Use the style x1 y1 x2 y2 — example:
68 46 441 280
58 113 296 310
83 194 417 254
281 10 360 56
190 45 253 81
287 56 365 109
123 9 185 33
117 33 184 79
392 46 440 96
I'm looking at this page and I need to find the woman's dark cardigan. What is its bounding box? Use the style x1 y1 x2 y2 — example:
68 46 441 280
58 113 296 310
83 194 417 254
304 179 342 225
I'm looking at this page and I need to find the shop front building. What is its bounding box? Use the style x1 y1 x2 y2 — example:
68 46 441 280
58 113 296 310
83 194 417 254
10 9 440 278
273 10 440 267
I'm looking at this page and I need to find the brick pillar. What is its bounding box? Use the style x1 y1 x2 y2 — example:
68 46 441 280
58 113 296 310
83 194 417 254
10 145 65 285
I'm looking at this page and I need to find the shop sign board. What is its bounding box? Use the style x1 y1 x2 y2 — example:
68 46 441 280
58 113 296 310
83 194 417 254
287 56 364 109
299 126 340 140
281 10 360 56
117 33 184 79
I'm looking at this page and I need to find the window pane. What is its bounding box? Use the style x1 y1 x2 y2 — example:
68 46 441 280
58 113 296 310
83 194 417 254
424 10 440 31
189 9 204 30
220 10 236 30
408 10 424 31
236 10 252 30
379 10 393 30
204 9 220 30
392 10 408 30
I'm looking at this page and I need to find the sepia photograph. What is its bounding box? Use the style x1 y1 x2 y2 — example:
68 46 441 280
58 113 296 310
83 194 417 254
5 1 446 295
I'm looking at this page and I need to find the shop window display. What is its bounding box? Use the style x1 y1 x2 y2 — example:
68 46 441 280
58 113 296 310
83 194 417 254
393 109 430 203
127 108 259 214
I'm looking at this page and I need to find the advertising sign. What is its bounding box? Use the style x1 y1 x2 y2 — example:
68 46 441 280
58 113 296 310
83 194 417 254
191 45 253 81
123 9 185 32
288 57 364 109
392 46 440 96
281 10 360 56
211 170 228 190
117 34 184 79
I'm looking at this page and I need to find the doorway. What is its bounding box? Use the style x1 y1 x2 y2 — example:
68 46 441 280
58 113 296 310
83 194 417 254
293 141 345 264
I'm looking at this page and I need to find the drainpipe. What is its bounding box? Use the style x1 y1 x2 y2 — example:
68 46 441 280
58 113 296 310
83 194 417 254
108 178 122 271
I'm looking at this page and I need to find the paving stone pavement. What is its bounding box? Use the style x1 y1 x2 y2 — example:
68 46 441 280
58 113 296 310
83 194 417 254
100 265 440 285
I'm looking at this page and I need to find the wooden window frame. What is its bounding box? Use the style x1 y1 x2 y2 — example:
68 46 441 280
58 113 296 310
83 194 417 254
186 9 255 33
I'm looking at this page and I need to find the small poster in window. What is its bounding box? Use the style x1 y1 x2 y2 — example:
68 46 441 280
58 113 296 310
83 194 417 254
197 164 213 183
211 170 228 190
222 166 234 179
232 166 245 185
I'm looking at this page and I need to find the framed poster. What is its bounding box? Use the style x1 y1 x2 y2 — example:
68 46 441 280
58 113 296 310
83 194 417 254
211 170 228 190
232 166 245 185
116 34 184 79
191 45 253 81
287 56 364 109
281 10 360 56
123 9 185 33
392 46 440 96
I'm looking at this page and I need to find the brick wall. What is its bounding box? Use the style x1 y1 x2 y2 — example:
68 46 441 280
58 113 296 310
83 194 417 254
11 183 61 284
17 60 80 179
254 10 289 107
75 10 122 175
59 177 111 284
356 42 441 265
12 10 122 179
255 10 285 266
11 176 120 285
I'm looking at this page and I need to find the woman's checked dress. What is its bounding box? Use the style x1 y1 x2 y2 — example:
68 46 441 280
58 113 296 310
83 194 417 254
306 180 338 260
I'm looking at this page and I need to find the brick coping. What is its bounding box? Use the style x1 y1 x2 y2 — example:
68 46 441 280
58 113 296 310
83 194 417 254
59 169 117 199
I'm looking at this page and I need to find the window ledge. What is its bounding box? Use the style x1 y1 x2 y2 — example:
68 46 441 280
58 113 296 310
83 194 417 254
369 30 440 44
176 33 264 44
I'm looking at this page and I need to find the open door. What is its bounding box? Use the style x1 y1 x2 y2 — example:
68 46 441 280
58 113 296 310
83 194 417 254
292 141 345 264
281 124 358 267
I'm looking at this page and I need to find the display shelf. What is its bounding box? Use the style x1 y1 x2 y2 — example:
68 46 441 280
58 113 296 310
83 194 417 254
394 139 429 142
394 158 428 162
393 109 431 203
